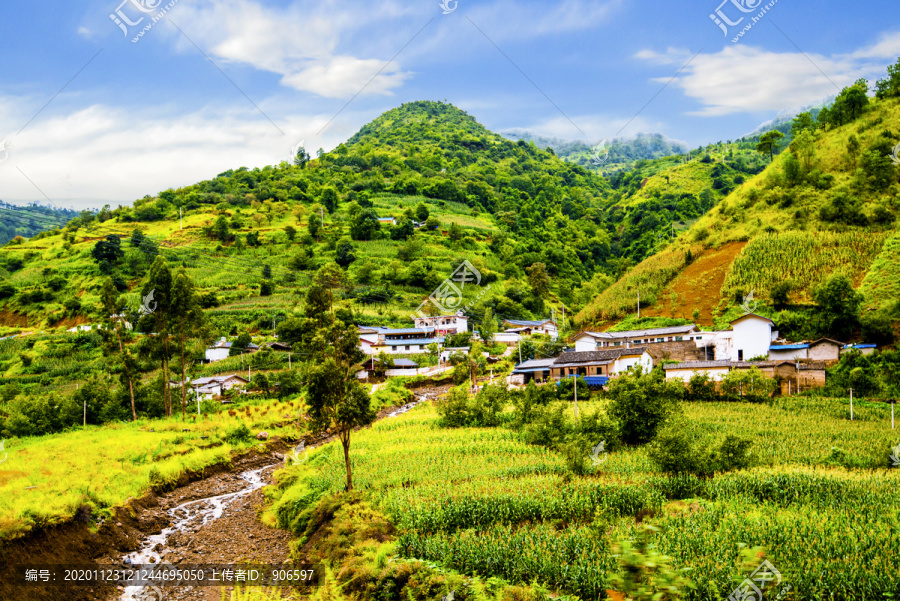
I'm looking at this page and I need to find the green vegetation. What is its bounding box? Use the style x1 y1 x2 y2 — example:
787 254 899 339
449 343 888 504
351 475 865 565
267 381 900 600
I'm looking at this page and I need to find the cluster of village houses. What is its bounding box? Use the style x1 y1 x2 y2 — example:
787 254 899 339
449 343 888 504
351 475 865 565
351 312 876 395
134 311 876 400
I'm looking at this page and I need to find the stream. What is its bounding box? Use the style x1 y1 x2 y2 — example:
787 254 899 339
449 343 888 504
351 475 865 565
118 463 279 601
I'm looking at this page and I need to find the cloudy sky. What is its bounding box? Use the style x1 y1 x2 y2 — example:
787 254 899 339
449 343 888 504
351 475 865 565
0 0 898 208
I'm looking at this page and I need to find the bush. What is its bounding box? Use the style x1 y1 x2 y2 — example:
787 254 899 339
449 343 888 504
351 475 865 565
471 385 508 427
714 435 753 471
650 423 753 476
224 422 252 445
435 386 472 428
525 402 571 449
860 311 895 346
576 408 620 451
556 376 592 402
509 381 556 426
686 373 717 402
607 367 684 445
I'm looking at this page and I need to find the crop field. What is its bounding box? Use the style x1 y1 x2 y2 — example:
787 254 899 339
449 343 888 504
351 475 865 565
576 246 695 325
0 396 308 541
269 398 900 600
720 231 889 302
860 229 900 310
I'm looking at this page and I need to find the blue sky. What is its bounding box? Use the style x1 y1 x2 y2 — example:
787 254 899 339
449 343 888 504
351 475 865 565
0 0 898 208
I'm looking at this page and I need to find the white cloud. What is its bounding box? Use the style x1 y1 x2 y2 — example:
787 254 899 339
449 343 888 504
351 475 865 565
637 38 899 116
0 98 357 207
160 0 418 98
512 112 662 142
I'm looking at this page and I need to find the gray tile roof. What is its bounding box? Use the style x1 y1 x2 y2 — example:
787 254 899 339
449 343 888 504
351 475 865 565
553 347 648 365
579 325 699 340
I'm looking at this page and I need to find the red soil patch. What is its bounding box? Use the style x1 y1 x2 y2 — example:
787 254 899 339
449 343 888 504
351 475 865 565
0 309 29 328
640 241 747 327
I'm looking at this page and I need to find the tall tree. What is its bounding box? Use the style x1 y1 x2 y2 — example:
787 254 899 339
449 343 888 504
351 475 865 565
304 265 374 491
526 262 552 299
756 131 785 162
478 307 497 346
143 257 174 416
170 267 207 418
100 277 137 421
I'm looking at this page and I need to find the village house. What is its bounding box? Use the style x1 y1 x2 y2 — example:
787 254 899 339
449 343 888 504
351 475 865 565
550 347 653 379
377 217 396 226
768 338 843 362
205 337 260 363
174 374 250 400
510 358 557 384
572 325 702 352
842 343 878 356
662 360 827 395
502 319 559 340
696 313 777 362
412 313 469 336
361 326 443 355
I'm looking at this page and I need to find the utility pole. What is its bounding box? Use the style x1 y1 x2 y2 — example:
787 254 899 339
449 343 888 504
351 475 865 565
637 289 641 319
574 375 579 417
180 207 183 230
83 401 86 427
288 353 291 369
518 341 522 364
850 388 854 420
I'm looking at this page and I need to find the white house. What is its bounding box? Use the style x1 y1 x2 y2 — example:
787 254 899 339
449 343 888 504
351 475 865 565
502 319 558 340
572 325 700 352
768 343 809 361
176 375 250 400
377 217 397 225
550 347 653 379
412 314 469 336
362 327 443 355
663 360 733 382
493 331 523 345
205 337 259 363
706 314 775 362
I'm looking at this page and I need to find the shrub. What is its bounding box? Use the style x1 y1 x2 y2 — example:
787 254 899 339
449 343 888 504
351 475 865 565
471 385 507 427
575 408 620 451
224 423 252 445
720 368 777 402
556 376 591 402
509 382 556 426
436 386 472 428
686 373 717 402
607 367 684 445
714 435 753 471
525 402 571 449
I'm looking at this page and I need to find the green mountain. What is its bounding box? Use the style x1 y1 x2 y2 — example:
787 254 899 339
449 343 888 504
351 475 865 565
576 80 900 341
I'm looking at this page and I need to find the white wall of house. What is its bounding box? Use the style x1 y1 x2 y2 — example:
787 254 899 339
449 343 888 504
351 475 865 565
494 332 522 345
665 367 730 382
809 343 840 361
574 335 598 352
769 348 808 361
612 352 653 375
373 343 430 355
413 315 468 333
205 347 230 363
732 316 773 361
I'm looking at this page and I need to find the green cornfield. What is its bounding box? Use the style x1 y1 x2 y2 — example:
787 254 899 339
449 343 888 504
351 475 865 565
271 399 900 600
721 231 888 302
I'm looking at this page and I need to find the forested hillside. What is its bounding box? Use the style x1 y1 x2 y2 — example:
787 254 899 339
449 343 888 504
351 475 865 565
0 202 79 246
576 68 900 344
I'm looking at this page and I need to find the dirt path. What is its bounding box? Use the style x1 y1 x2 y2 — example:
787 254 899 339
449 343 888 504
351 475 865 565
101 385 453 601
